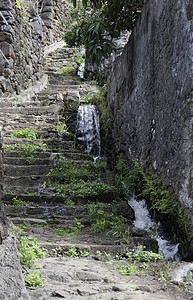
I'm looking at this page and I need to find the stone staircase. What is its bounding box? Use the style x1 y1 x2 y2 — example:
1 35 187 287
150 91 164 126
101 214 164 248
0 45 164 300
2 47 96 196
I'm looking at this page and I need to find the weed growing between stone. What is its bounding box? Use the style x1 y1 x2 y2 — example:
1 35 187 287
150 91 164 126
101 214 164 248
126 250 165 263
54 221 84 237
13 227 48 288
11 128 38 140
10 196 27 206
4 141 48 164
25 270 46 288
18 235 48 267
48 157 116 200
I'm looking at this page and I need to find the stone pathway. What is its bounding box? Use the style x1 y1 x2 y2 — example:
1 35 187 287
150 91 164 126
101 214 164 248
2 45 193 299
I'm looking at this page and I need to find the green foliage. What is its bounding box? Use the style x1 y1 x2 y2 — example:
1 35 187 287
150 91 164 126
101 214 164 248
116 264 140 275
11 128 38 140
114 154 193 260
18 236 48 267
67 0 145 64
54 122 68 133
67 245 79 257
56 62 77 74
25 270 46 288
54 180 116 199
55 221 84 237
4 141 48 163
48 157 104 179
11 196 27 206
73 51 84 64
81 93 93 104
126 251 165 263
87 201 131 236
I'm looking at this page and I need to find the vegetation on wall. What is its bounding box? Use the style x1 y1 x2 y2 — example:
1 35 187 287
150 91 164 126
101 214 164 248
114 154 193 261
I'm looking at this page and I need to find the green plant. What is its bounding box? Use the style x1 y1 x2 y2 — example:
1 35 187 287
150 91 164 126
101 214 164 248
126 251 165 263
73 51 84 64
50 247 63 257
25 270 46 288
18 236 48 267
81 93 93 104
67 246 79 257
11 196 27 206
96 250 102 260
116 264 140 275
80 250 90 257
54 180 116 199
56 62 77 75
65 198 75 206
104 251 112 261
54 122 68 133
55 222 84 237
114 154 193 260
11 128 38 140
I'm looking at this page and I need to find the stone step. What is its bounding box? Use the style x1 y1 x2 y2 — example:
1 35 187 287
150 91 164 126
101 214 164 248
1 118 64 132
3 151 92 163
39 242 132 257
5 204 88 220
0 104 61 115
4 165 52 176
4 156 52 166
3 130 71 140
0 100 45 108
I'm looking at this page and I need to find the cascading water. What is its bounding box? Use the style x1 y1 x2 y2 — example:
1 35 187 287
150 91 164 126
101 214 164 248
76 104 101 160
128 195 181 261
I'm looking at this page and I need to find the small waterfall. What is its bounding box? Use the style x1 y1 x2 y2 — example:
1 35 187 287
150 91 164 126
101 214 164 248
76 104 101 159
128 195 181 261
77 62 85 79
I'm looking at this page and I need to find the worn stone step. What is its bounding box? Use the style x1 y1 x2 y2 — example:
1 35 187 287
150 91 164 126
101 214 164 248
5 204 88 220
4 156 52 166
0 104 61 115
4 165 52 176
4 137 73 147
39 242 132 257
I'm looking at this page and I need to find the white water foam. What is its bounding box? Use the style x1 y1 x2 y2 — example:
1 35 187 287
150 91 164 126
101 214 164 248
128 195 180 261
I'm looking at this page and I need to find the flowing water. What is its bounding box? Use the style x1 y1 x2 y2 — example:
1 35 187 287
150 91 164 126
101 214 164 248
76 104 101 160
128 195 181 261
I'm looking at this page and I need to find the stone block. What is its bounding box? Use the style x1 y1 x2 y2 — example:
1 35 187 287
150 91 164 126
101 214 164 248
0 41 16 60
30 19 43 37
0 0 12 10
41 11 52 20
44 0 53 5
0 51 6 74
0 32 13 43
0 24 13 36
0 10 14 25
43 5 53 13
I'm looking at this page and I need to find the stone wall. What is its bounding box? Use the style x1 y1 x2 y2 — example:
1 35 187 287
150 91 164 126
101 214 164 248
0 126 29 299
0 0 70 96
108 0 193 225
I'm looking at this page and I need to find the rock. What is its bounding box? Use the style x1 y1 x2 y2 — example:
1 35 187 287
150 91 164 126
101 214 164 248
0 232 29 299
76 271 102 281
131 227 151 238
0 32 13 43
0 0 12 10
0 41 15 60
